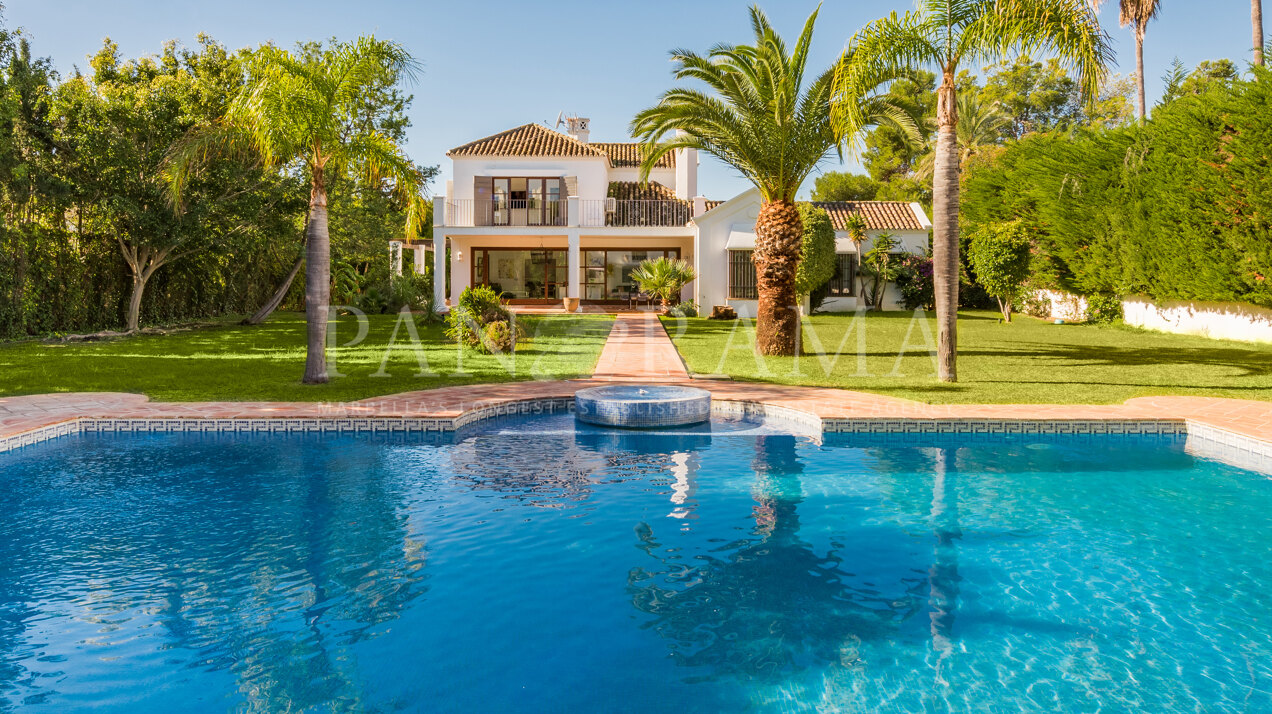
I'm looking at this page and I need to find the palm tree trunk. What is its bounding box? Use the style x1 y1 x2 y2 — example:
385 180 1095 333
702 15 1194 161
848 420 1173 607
1135 28 1147 120
303 178 331 384
243 253 303 325
243 218 308 325
1255 0 1265 66
932 72 960 383
753 200 802 356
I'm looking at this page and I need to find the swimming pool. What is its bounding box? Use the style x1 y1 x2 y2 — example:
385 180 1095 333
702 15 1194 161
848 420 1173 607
1 414 1269 712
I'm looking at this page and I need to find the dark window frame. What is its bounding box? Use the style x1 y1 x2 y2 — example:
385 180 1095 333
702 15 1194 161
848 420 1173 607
728 250 757 300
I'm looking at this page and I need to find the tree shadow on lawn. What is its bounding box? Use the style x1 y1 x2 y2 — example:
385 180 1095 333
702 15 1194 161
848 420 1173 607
961 342 1272 378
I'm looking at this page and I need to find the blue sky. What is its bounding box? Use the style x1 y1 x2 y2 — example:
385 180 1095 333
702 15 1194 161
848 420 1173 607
6 0 1260 200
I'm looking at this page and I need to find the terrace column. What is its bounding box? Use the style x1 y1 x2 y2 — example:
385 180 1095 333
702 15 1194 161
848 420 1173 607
432 196 447 310
567 229 581 310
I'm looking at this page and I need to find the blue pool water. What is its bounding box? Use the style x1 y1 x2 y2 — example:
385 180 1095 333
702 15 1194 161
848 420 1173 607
1 415 1270 712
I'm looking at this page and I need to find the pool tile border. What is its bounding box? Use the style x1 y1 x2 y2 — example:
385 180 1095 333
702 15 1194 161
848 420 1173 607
2 387 1270 474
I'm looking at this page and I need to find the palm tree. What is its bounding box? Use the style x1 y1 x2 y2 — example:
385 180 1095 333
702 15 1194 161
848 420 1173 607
630 256 697 311
1255 0 1265 67
841 212 871 301
632 5 915 356
833 0 1111 381
166 37 429 384
1092 0 1163 119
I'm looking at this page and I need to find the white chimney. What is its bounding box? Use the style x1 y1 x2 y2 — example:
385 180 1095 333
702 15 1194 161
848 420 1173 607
674 146 698 200
566 116 590 144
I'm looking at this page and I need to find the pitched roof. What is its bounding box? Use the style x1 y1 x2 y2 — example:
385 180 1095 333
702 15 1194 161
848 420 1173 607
448 123 606 159
607 180 682 201
592 143 676 168
808 201 924 231
702 199 725 212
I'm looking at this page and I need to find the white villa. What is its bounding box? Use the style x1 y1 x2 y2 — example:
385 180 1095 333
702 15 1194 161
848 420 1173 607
425 119 931 314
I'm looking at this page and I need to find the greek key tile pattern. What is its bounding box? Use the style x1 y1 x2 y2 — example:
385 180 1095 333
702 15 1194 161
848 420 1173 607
2 397 1269 477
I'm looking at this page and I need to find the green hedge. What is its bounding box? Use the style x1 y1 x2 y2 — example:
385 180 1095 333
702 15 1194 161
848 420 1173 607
0 226 297 339
961 67 1272 308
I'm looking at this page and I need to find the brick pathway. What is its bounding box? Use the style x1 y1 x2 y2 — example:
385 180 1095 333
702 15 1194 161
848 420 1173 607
590 312 690 381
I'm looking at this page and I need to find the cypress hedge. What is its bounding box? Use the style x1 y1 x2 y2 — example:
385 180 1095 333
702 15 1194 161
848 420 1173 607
961 67 1272 308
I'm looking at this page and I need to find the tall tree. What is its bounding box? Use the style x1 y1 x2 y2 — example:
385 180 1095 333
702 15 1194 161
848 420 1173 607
57 38 293 332
167 36 429 383
834 0 1111 381
633 5 912 355
1095 0 1163 120
1254 0 1264 67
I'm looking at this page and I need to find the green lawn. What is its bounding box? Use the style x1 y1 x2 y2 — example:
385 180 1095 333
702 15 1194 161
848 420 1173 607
663 310 1272 404
0 312 613 402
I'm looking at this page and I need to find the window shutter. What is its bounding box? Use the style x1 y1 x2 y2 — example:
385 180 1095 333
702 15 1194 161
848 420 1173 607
564 176 578 197
474 177 493 226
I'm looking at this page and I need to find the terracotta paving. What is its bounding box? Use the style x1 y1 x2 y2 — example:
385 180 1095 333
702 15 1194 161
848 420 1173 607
590 312 690 381
3 382 1271 447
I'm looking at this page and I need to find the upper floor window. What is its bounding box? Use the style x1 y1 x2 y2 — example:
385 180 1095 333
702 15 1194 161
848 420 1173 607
475 177 564 226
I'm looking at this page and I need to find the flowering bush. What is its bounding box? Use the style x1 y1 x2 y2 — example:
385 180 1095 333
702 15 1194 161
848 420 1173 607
894 253 935 310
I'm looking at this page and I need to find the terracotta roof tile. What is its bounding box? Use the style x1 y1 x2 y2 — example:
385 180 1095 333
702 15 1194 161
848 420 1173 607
808 201 924 231
607 181 681 201
702 199 725 212
592 143 676 168
448 123 606 159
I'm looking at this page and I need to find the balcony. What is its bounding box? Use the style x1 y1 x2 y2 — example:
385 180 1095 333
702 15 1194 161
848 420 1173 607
444 198 566 227
578 199 691 228
442 198 693 228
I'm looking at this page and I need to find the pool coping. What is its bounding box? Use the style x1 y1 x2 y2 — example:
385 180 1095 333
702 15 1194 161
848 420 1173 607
2 382 1270 473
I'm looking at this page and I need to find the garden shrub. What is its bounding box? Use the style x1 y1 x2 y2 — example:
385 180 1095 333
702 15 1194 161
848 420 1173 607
666 301 698 318
967 222 1033 321
1084 294 1123 324
1020 291 1053 318
444 285 518 353
894 253 935 310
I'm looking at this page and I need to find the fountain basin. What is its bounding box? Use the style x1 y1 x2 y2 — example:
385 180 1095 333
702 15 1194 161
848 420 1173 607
574 385 712 428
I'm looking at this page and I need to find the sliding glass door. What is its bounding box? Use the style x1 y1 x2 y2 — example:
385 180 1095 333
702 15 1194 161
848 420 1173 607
579 249 682 302
472 249 568 301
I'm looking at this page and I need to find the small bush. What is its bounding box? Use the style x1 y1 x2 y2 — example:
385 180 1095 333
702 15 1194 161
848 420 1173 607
1020 292 1052 318
894 253 935 310
666 301 698 318
1085 293 1123 324
482 320 515 353
445 285 516 352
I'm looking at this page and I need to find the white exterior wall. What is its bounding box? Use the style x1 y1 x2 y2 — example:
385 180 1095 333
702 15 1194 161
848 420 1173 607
1033 289 1089 322
450 156 610 201
1028 290 1272 344
694 189 932 317
1124 296 1272 343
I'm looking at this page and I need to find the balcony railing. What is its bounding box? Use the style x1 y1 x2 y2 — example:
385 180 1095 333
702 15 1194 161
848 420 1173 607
441 198 693 228
579 199 691 228
444 198 566 227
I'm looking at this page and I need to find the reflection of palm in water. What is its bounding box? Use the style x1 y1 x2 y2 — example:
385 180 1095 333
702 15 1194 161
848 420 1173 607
0 439 430 712
627 435 930 679
928 447 962 681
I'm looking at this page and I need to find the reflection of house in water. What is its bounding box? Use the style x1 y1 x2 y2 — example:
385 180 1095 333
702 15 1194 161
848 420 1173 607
447 427 709 515
627 435 931 680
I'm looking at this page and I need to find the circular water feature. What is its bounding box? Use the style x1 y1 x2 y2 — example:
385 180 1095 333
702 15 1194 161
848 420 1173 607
574 384 711 428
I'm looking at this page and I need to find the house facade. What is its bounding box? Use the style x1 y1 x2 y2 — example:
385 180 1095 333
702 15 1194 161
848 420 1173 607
428 120 931 314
